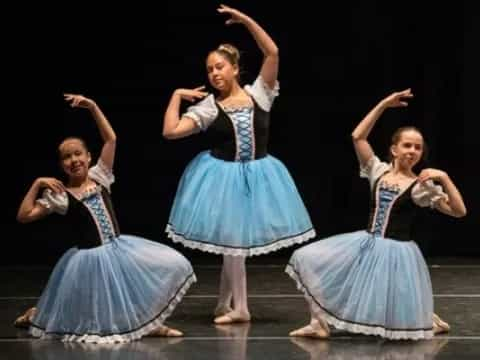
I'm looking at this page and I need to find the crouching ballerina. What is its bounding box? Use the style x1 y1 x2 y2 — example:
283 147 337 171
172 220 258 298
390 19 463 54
286 89 466 340
15 94 196 342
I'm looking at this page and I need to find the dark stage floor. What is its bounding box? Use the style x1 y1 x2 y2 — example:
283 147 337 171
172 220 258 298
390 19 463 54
0 257 479 359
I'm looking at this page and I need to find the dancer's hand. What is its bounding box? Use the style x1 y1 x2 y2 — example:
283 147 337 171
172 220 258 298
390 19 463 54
34 177 65 194
64 94 96 110
217 4 250 25
418 168 448 184
380 89 413 109
175 86 208 102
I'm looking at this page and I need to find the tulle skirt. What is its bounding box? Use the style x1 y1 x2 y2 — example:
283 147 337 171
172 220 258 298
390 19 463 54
286 230 434 340
30 235 196 343
167 151 315 256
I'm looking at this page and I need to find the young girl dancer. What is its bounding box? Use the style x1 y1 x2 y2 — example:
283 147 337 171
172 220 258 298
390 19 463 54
163 5 315 324
15 94 196 342
286 89 466 339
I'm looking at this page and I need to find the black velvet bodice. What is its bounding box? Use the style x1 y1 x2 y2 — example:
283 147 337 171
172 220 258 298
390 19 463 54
62 187 121 249
366 175 418 241
208 99 270 162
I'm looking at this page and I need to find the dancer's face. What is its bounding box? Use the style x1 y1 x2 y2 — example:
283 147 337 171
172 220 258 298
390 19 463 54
58 139 91 181
206 52 239 92
390 130 424 170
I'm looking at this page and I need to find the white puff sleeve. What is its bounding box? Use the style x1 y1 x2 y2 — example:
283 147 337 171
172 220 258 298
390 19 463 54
36 189 68 215
412 180 449 209
88 158 115 192
182 94 218 131
359 155 392 189
245 75 280 112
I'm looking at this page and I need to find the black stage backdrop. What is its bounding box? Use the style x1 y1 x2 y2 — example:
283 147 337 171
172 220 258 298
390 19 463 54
3 1 479 265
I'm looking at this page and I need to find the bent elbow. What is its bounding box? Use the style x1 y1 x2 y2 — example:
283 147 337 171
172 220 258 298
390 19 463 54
351 132 361 142
163 130 175 140
16 214 30 224
456 208 467 218
270 46 279 57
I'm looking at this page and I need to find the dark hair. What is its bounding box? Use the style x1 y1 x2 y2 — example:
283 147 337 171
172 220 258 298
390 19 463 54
57 137 89 158
388 126 429 165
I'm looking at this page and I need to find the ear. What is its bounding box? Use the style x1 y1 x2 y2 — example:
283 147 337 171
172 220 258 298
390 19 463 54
233 64 239 77
390 144 398 159
87 152 92 165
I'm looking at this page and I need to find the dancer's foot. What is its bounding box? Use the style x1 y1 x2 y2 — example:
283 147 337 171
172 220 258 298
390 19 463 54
433 313 450 335
148 325 183 337
214 304 233 317
14 307 37 328
289 320 330 339
214 311 251 325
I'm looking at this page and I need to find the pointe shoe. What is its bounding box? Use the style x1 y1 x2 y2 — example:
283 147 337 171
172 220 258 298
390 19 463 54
214 305 233 317
433 313 450 334
214 311 251 325
433 322 450 335
289 324 330 339
14 307 37 328
148 325 183 337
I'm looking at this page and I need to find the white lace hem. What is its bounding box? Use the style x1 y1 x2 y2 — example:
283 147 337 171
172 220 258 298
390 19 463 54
285 265 434 340
29 273 196 343
166 224 315 257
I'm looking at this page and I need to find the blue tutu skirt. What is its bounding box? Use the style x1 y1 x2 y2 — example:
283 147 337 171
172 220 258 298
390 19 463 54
29 235 196 343
166 151 315 256
286 230 434 340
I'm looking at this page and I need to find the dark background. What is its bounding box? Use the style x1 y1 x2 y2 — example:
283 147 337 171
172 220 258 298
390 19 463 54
3 1 479 265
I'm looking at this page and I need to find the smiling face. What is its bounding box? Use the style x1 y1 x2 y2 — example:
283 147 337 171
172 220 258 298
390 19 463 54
58 138 91 182
390 129 424 171
206 51 239 93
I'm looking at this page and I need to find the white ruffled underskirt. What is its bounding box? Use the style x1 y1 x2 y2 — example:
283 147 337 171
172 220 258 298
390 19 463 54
166 225 316 257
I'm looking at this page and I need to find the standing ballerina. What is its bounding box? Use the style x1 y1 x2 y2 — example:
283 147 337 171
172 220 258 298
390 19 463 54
15 94 196 342
286 89 466 339
163 5 315 324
